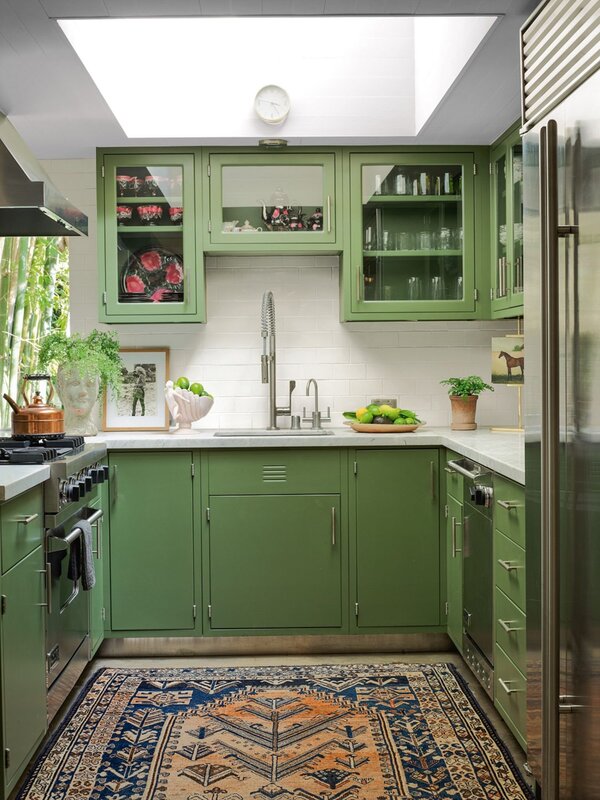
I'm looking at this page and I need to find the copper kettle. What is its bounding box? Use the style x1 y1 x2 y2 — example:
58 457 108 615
3 374 65 437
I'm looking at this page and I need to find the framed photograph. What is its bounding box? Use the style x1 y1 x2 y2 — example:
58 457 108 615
491 336 525 385
102 347 170 431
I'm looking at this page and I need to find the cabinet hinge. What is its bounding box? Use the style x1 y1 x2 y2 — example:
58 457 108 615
473 163 478 176
355 602 359 617
353 461 358 476
208 219 212 233
489 162 493 175
208 604 212 620
193 604 197 620
490 288 495 301
207 163 211 177
206 507 210 522
191 463 195 478
445 601 449 616
0 595 6 615
101 165 105 178
444 504 448 519
101 607 106 622
473 288 479 302
102 291 107 306
4 749 10 769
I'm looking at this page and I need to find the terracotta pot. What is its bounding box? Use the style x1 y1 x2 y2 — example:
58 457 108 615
450 394 478 430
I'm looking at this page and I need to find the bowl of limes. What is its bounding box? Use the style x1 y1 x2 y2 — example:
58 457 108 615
343 404 423 433
165 376 214 434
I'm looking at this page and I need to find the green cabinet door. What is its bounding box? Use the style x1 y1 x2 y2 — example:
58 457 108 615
343 151 489 321
354 450 440 628
207 495 342 631
98 151 205 323
109 452 195 632
446 493 463 651
1 546 46 794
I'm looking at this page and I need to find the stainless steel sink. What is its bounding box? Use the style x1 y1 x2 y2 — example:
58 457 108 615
214 428 334 437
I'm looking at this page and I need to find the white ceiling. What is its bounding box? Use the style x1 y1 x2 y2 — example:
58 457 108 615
0 0 538 158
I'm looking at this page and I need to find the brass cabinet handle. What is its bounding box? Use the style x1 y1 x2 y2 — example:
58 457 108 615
15 513 39 525
430 461 436 499
498 558 523 572
356 267 362 302
499 618 524 633
36 562 52 611
499 677 522 695
497 499 523 510
331 506 336 547
326 195 331 233
451 517 462 558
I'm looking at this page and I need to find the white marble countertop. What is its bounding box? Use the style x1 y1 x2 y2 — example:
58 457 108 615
0 427 524 502
89 426 525 484
0 464 50 502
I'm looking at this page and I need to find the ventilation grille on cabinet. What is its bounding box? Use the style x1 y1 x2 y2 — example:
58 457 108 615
262 464 287 483
521 0 600 129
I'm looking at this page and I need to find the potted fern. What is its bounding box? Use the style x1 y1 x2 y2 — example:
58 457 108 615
440 375 494 431
38 330 123 436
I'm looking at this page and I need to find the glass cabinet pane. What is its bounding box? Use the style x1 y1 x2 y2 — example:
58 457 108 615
495 152 508 299
360 163 464 303
114 163 185 305
511 143 523 295
220 164 327 234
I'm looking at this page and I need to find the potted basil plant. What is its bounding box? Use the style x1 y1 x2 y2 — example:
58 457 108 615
440 375 494 431
38 330 123 436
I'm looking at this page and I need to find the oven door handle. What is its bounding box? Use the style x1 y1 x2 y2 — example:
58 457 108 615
48 508 104 545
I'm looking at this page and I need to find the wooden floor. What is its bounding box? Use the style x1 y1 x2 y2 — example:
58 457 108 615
12 650 536 798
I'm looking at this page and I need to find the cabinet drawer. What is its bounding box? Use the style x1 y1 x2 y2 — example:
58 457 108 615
495 530 526 613
208 450 341 494
445 451 464 502
494 643 527 748
495 587 526 675
1 486 44 574
494 474 525 547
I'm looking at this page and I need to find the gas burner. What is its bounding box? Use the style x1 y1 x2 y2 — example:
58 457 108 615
0 435 85 465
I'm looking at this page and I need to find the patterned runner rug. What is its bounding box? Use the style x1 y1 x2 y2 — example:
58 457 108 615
19 663 533 799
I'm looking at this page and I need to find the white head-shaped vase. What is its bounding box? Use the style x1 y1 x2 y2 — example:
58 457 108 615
56 363 100 436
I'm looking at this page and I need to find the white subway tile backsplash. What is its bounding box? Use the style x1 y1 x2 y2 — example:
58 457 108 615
43 157 518 430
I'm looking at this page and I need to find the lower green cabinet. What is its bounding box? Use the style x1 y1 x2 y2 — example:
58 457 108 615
108 451 196 632
1 546 47 796
206 495 342 631
353 449 440 629
446 493 463 650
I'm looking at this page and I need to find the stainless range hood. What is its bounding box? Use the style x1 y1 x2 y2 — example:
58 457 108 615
0 114 87 236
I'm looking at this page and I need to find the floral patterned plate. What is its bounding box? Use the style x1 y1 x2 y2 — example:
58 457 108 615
121 247 184 303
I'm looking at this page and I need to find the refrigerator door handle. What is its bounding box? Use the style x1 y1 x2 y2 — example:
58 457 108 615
540 119 561 800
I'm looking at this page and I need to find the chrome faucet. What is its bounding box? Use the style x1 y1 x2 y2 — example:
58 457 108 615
303 378 331 429
260 290 295 429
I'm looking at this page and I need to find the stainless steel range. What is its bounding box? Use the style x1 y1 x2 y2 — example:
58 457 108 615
0 436 108 720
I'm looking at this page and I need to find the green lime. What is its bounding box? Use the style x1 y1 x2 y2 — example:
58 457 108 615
358 411 374 424
367 404 381 415
176 376 190 390
384 407 400 420
190 382 204 395
202 392 213 399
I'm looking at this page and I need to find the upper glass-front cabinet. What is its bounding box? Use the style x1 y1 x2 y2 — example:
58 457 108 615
100 153 203 323
348 153 475 316
491 126 523 318
208 153 336 245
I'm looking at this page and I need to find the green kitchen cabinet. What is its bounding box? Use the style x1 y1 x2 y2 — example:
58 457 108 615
0 546 47 798
490 123 524 318
98 151 205 323
206 494 343 632
205 151 339 250
342 150 490 321
352 449 441 629
108 451 197 633
446 493 464 651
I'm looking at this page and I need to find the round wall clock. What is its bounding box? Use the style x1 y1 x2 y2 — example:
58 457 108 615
254 85 291 125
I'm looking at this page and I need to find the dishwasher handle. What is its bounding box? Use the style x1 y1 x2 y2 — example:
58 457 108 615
446 459 487 481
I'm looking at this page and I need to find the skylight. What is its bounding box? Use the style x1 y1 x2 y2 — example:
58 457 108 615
58 16 496 139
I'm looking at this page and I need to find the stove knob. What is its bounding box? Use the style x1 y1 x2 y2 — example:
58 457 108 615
102 465 109 480
77 479 86 497
84 475 93 492
67 482 80 502
90 468 99 485
92 467 105 484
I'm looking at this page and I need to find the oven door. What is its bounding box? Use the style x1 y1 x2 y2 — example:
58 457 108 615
462 503 494 665
45 507 102 689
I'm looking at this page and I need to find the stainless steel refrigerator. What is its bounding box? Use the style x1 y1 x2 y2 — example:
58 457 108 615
522 2 600 797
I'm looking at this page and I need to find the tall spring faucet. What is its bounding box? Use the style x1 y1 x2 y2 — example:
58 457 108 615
261 291 295 429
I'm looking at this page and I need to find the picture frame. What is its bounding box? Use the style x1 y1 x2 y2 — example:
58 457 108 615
102 347 170 431
491 336 525 386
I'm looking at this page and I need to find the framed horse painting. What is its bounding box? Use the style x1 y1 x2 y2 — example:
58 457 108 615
491 336 524 385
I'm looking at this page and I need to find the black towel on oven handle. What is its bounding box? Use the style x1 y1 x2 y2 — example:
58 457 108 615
66 519 96 590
